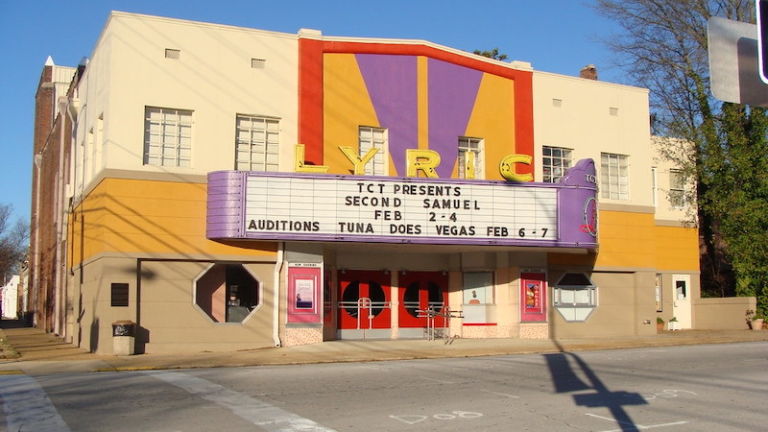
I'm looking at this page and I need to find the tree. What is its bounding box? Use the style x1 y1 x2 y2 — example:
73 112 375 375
594 0 768 315
0 204 28 279
473 48 508 61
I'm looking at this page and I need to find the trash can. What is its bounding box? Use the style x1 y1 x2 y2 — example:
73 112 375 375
112 320 136 356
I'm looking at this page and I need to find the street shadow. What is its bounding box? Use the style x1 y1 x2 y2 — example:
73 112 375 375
543 341 647 431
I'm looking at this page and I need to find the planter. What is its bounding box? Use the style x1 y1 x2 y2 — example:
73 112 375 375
751 319 764 331
668 321 680 331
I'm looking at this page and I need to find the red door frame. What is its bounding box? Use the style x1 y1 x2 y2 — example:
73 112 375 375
338 270 391 329
398 271 449 328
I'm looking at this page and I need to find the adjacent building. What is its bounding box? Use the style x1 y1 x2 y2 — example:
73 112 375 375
30 12 713 354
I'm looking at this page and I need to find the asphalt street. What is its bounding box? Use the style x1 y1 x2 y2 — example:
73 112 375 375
1 341 766 431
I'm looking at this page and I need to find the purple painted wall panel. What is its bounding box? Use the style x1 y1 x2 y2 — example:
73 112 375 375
427 59 483 177
356 54 418 175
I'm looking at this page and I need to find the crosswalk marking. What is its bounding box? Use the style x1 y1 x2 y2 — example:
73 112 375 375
147 371 337 432
0 375 71 432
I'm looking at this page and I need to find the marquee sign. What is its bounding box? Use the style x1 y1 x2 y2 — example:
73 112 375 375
207 159 598 248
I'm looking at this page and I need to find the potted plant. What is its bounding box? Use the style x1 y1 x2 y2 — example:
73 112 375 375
668 316 680 331
656 317 665 333
746 309 764 331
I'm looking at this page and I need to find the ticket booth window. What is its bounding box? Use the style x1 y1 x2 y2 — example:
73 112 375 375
463 272 493 305
553 273 597 322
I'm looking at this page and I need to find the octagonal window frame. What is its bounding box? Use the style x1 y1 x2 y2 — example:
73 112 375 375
552 272 598 322
192 262 264 324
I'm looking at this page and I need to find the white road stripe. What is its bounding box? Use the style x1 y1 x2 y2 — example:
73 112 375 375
586 413 689 431
147 371 337 432
0 375 71 432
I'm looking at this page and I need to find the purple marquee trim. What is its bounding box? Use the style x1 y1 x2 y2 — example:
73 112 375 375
206 159 598 249
206 170 246 239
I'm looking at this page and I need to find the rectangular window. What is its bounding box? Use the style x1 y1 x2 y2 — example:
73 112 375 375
143 107 192 167
359 126 387 175
543 146 573 183
458 137 484 179
669 169 686 208
600 152 629 200
463 272 493 304
111 283 129 307
165 48 180 59
655 273 663 312
235 115 279 171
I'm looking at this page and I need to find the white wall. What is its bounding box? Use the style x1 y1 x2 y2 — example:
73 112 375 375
1 275 20 319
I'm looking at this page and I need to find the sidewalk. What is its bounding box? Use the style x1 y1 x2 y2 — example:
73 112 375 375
2 326 767 376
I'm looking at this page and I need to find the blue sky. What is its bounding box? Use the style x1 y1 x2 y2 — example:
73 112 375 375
0 0 622 224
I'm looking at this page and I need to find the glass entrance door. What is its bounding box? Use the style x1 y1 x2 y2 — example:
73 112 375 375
338 270 391 331
398 271 448 328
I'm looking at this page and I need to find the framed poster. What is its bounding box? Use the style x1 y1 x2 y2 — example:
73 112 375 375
287 264 322 323
521 272 547 322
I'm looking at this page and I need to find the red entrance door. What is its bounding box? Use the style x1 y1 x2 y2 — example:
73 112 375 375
398 271 449 327
338 270 391 330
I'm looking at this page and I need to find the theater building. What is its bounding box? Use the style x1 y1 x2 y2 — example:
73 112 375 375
30 12 704 354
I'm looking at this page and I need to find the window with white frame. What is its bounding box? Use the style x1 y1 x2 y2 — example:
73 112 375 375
669 169 686 208
553 273 597 321
144 107 192 167
359 126 387 175
543 146 573 183
600 152 629 200
458 137 484 179
235 115 279 171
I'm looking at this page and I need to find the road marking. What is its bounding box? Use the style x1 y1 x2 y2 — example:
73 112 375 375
586 412 689 431
421 376 456 384
0 375 71 432
390 411 483 424
481 390 520 399
147 371 337 432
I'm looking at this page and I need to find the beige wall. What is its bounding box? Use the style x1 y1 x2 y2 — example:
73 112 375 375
533 72 652 208
139 260 276 353
694 297 755 330
68 257 139 353
72 257 276 354
651 136 696 222
549 269 657 338
72 12 299 201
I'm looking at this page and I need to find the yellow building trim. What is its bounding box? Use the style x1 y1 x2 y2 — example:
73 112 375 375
69 178 276 266
417 56 429 151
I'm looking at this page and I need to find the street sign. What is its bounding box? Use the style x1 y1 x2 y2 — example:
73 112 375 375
758 0 768 83
708 16 768 106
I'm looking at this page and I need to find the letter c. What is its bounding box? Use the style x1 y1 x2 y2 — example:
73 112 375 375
499 154 533 182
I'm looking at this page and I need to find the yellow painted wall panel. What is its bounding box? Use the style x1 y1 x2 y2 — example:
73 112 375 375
654 225 699 270
71 178 276 264
464 73 516 181
323 53 379 174
549 210 699 272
